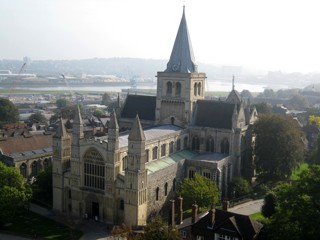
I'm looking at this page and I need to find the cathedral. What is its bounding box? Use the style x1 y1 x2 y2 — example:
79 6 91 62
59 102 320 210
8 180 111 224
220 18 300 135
52 7 257 227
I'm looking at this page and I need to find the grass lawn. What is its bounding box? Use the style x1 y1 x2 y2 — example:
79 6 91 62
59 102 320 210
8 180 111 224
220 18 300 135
0 209 82 240
291 163 309 181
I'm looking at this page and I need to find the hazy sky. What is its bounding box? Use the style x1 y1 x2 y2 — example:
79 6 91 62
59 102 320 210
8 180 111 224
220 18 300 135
1 0 320 73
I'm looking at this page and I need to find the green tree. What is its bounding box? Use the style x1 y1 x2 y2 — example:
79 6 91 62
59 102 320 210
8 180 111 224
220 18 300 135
261 165 320 240
254 114 304 182
28 112 47 123
56 98 68 109
0 162 32 224
228 177 252 198
0 98 19 127
101 92 112 106
32 166 52 202
179 173 219 210
240 89 252 99
93 108 105 118
252 102 272 114
261 192 276 218
136 217 182 240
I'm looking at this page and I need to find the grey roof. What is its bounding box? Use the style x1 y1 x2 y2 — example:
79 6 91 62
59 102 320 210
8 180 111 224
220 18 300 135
190 152 229 162
119 125 183 148
194 100 235 129
165 6 197 73
121 95 156 121
226 90 242 104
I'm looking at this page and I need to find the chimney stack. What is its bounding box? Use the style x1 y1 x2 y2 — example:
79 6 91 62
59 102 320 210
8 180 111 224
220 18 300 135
168 199 175 226
208 203 216 228
177 196 183 224
191 202 198 224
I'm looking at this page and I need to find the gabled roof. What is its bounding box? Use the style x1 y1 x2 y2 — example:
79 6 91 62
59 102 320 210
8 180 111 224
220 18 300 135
192 209 263 240
194 100 236 129
226 90 242 104
121 95 156 121
165 6 197 73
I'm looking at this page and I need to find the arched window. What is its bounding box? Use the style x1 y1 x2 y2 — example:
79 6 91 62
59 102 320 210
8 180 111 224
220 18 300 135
164 182 168 196
122 156 127 171
189 168 196 178
171 117 175 125
194 83 198 96
202 170 211 179
161 144 166 157
173 178 176 192
169 141 174 154
175 82 181 96
166 81 172 96
177 139 181 151
206 138 214 152
156 187 159 201
31 161 38 176
152 147 158 160
183 136 188 149
84 148 105 190
192 136 200 151
198 82 201 95
20 163 27 178
221 138 230 154
145 150 149 162
119 199 124 210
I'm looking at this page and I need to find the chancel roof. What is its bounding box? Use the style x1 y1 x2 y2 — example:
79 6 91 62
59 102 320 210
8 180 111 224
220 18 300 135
194 100 236 129
165 6 197 73
121 95 156 121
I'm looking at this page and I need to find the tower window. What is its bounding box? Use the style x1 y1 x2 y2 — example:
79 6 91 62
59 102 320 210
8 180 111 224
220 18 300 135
161 144 166 157
166 82 173 96
152 147 158 160
175 82 181 96
198 82 201 95
156 187 160 201
194 83 198 96
169 141 174 154
164 182 168 196
177 139 181 151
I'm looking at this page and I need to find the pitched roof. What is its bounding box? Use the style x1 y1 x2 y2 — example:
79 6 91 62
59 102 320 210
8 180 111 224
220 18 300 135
194 100 235 129
226 90 242 104
121 95 156 121
165 6 197 73
0 134 52 155
192 209 263 240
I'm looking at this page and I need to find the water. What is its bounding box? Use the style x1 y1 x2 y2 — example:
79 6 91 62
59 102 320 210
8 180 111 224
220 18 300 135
1 81 275 93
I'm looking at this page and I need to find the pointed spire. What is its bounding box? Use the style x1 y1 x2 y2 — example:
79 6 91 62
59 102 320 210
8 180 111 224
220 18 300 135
128 114 145 141
232 75 235 91
74 105 83 125
109 110 119 129
165 6 197 73
54 118 67 138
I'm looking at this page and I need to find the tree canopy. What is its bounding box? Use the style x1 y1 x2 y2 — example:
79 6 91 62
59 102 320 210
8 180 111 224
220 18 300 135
228 177 252 199
261 165 320 240
0 162 32 224
56 98 68 109
179 173 219 210
254 114 304 182
0 98 19 127
28 112 47 123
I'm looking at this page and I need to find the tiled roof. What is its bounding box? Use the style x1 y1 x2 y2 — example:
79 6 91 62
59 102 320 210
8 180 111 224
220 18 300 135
0 134 52 155
121 95 156 121
192 209 263 240
194 100 235 129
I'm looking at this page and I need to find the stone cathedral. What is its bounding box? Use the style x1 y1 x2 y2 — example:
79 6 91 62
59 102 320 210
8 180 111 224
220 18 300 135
52 7 257 226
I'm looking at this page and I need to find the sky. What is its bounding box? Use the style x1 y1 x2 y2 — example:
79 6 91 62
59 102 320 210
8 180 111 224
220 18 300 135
1 0 320 73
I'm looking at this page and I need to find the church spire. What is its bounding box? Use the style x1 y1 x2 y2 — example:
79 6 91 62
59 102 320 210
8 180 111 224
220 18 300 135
54 118 67 138
109 110 119 130
165 6 197 73
128 114 145 141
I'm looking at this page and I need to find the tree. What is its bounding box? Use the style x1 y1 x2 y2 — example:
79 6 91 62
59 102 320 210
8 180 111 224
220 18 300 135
135 217 182 240
179 173 219 210
0 162 32 224
28 112 47 123
228 177 252 199
261 192 276 218
101 93 112 106
254 114 304 182
93 108 105 118
261 165 320 240
0 98 19 127
240 89 252 99
252 102 272 114
32 166 52 202
56 99 68 109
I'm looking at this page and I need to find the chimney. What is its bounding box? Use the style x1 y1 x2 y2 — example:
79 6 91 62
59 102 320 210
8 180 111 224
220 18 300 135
191 202 198 224
168 199 175 226
207 203 216 228
222 199 229 211
177 196 183 224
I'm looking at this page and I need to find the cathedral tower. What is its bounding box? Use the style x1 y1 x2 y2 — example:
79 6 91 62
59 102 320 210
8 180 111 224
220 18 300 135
124 115 148 226
155 6 206 127
52 118 71 212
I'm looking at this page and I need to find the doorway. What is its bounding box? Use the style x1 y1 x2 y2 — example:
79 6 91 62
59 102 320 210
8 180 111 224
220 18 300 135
92 202 99 219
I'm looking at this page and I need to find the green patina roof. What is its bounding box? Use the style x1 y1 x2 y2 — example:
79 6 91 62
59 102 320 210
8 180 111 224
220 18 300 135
146 150 198 175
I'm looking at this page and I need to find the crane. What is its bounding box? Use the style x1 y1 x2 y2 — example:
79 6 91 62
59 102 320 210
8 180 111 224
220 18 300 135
8 62 27 100
60 73 76 102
